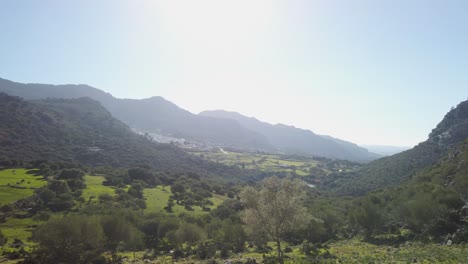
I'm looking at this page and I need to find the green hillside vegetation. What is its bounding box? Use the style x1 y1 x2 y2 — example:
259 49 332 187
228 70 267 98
0 93 263 182
325 99 468 195
192 150 319 173
82 175 227 216
345 140 468 242
2 145 462 263
0 149 466 263
190 149 361 185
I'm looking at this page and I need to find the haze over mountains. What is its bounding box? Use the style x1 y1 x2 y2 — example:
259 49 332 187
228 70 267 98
0 77 381 162
360 145 411 156
200 110 380 161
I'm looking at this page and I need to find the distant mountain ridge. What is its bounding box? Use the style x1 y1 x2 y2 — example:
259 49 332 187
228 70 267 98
0 78 273 151
0 77 379 162
200 110 380 162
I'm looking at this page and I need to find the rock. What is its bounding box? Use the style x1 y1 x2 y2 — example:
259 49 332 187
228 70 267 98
446 239 452 246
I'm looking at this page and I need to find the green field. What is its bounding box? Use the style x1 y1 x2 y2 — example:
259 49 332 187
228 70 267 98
191 150 320 176
326 239 468 264
0 169 45 251
81 176 227 216
0 169 46 205
0 217 36 248
81 175 117 201
144 186 226 216
0 173 227 255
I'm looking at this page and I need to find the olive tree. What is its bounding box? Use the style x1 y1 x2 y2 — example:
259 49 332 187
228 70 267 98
240 177 310 264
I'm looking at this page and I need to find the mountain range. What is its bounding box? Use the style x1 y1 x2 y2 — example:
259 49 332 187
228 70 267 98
200 110 380 161
0 77 380 162
0 92 252 180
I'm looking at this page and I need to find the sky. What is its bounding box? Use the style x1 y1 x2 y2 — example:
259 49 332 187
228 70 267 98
1 0 467 147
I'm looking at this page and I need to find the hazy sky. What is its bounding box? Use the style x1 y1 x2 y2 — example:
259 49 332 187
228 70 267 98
1 0 467 146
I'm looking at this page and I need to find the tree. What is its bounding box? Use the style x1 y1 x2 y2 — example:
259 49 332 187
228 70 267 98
0 229 7 246
100 215 143 263
349 195 384 237
240 177 310 264
128 183 144 199
169 223 206 249
31 216 105 264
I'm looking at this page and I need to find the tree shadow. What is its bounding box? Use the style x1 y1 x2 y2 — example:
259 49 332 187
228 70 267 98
26 169 42 176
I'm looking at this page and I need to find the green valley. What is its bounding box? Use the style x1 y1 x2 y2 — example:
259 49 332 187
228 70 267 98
0 86 466 264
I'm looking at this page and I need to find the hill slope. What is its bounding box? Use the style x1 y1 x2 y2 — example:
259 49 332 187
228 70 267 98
200 110 380 162
326 99 468 195
0 93 244 178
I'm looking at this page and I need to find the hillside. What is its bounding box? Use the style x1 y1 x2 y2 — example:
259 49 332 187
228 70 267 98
325 99 468 195
200 110 380 162
414 139 468 200
0 93 244 178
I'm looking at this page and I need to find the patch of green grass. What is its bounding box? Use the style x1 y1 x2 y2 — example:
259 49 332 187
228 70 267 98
191 150 320 177
81 175 117 201
143 186 172 214
0 217 36 249
144 186 226 216
328 239 468 263
0 169 46 205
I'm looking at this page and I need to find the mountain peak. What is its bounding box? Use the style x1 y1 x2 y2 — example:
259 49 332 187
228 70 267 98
428 99 468 146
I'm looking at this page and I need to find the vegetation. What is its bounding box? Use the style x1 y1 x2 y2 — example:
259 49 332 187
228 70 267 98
325 99 468 195
345 140 468 242
190 149 360 186
0 169 46 205
0 90 467 263
240 177 310 264
0 93 252 181
0 143 466 263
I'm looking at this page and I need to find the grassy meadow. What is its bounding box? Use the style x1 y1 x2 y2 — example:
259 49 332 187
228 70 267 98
0 169 46 205
144 186 225 216
80 175 227 215
81 175 116 201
